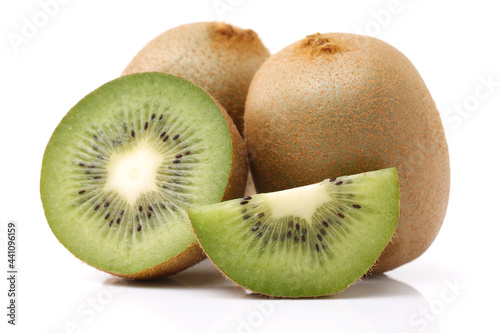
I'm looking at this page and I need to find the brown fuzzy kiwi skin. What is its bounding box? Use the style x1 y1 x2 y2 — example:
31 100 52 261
244 33 450 274
122 21 270 136
106 87 248 280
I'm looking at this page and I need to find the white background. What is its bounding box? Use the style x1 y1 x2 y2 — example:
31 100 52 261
1 0 499 332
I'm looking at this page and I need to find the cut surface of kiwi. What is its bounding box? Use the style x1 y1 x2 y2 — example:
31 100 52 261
41 72 247 278
189 168 400 297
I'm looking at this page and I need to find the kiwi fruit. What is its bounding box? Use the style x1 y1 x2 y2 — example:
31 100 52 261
189 168 400 297
122 21 271 135
40 72 248 279
244 33 450 274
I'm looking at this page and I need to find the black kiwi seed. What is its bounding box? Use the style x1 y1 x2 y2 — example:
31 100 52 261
148 205 153 211
322 221 329 227
316 244 320 252
338 213 345 218
78 162 85 167
287 230 292 238
116 218 121 224
175 154 183 158
159 115 163 121
243 196 252 200
160 131 166 138
138 205 143 212
104 201 109 208
120 210 124 216
94 205 100 210
317 234 323 241
137 224 142 232
147 212 152 219
258 213 265 218
78 190 85 194
173 159 181 164
252 226 259 232
151 113 155 120
335 181 343 185
184 151 191 155
353 204 361 209
172 134 180 140
105 213 110 220
144 122 149 130
240 200 249 205
131 130 135 138
295 223 300 230
109 220 114 227
301 234 306 242
163 135 169 142
329 177 336 182
243 214 251 220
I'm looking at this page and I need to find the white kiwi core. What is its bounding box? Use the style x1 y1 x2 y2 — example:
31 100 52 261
104 142 163 205
264 182 330 221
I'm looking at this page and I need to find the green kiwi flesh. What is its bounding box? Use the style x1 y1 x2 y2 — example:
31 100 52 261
40 72 247 278
189 168 400 297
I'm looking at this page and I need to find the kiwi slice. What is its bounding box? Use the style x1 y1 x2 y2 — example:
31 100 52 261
188 168 400 297
40 72 248 279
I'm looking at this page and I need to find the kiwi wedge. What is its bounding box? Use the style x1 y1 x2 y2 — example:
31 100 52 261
40 72 248 279
188 168 400 297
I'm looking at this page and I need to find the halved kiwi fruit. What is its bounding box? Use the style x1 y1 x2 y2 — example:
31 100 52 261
40 72 248 279
188 168 400 297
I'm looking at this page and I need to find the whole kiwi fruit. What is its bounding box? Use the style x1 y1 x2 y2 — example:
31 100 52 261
123 21 270 135
244 33 450 273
